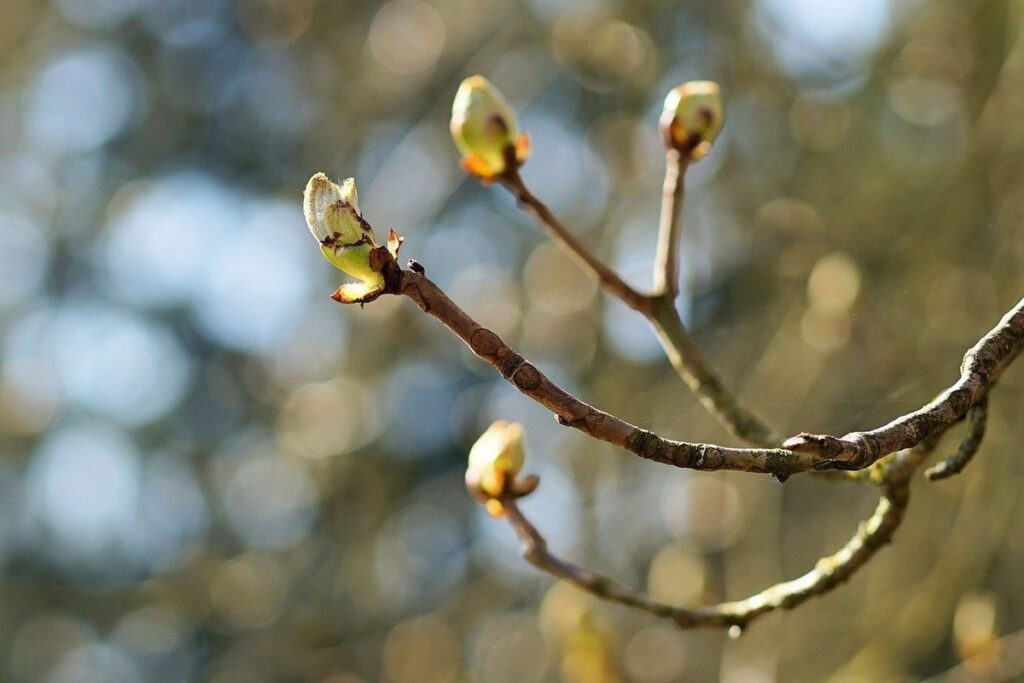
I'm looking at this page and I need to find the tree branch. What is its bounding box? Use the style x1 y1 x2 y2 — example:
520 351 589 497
784 301 1024 468
312 66 1024 638
397 265 1024 478
398 268 815 476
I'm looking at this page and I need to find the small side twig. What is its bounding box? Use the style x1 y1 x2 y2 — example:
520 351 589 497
926 396 989 481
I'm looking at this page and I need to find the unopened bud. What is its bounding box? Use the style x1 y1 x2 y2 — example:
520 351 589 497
450 76 530 181
302 172 385 303
660 81 724 160
466 420 526 516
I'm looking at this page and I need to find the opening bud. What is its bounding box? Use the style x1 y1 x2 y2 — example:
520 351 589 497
303 172 387 303
660 81 724 160
450 76 530 181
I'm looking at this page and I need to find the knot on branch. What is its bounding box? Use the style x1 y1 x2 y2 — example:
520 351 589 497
469 328 502 357
468 328 529 381
626 429 665 463
781 431 887 470
782 432 848 459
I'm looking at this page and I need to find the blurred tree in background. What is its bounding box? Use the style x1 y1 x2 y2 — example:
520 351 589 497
1 0 1024 681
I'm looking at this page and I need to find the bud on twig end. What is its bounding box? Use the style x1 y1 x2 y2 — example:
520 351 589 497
465 421 537 517
660 80 724 161
451 76 530 182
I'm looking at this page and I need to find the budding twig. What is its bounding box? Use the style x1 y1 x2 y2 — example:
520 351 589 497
305 71 1024 635
498 439 933 631
499 167 651 314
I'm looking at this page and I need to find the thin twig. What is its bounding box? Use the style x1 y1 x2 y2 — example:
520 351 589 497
499 439 933 631
499 169 651 313
652 149 688 299
926 397 989 481
648 296 781 447
651 150 779 446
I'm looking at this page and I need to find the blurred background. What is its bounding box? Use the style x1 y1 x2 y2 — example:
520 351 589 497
1 0 1023 681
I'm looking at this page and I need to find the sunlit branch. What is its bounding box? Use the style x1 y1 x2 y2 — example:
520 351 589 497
395 264 1024 479
784 302 1024 468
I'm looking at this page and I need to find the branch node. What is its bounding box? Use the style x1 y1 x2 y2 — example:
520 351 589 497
510 363 542 391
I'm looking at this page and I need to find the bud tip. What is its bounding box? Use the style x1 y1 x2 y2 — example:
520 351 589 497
660 80 724 159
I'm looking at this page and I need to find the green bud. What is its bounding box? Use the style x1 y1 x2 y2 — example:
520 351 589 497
660 80 724 160
450 76 530 180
